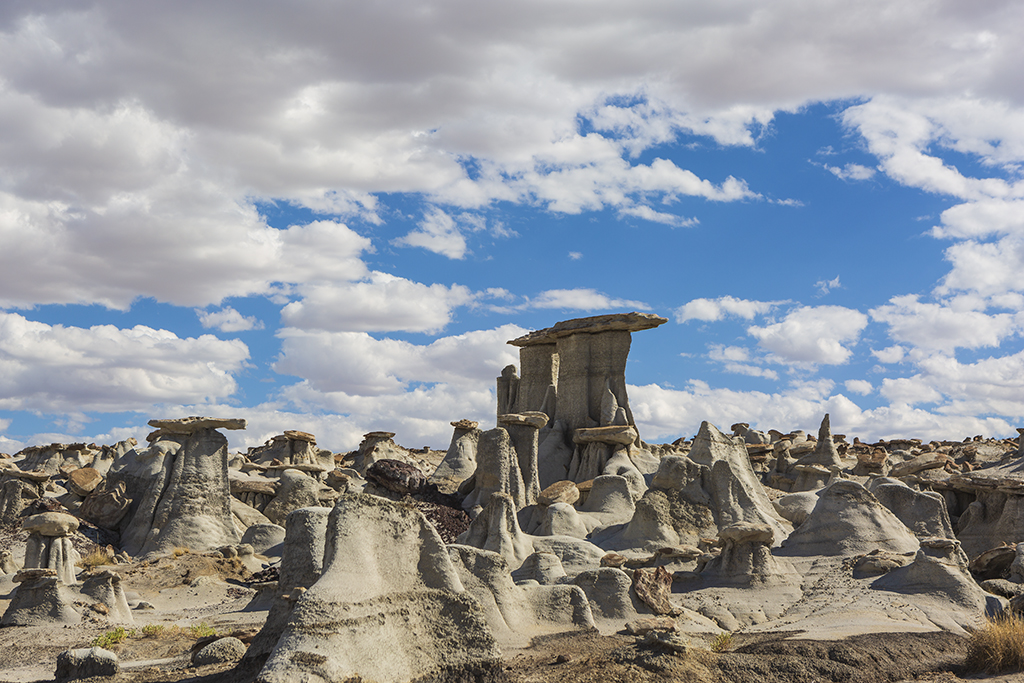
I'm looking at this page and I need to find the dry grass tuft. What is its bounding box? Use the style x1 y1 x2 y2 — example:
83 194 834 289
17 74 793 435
966 613 1024 673
77 548 114 569
710 632 733 653
172 547 190 557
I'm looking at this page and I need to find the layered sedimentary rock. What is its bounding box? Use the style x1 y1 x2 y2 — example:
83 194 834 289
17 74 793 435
506 312 666 441
257 495 499 683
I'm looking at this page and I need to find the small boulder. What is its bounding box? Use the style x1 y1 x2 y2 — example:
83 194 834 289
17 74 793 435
631 566 677 616
538 480 580 506
625 616 677 635
67 468 103 497
365 459 426 495
192 636 247 666
55 647 119 680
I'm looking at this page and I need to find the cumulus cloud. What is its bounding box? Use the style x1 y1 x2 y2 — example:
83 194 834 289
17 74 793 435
872 345 907 364
870 294 1022 353
273 325 524 396
675 296 784 323
628 381 1013 444
844 379 873 395
281 272 475 334
197 307 264 332
393 207 469 259
747 305 869 365
0 311 248 413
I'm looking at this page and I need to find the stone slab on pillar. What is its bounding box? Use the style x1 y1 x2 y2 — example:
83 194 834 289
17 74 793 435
508 313 666 443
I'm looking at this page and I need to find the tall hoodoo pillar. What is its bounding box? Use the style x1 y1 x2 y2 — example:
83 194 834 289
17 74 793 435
505 312 667 446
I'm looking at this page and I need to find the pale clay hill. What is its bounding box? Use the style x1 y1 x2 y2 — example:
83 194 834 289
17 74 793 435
0 313 1022 682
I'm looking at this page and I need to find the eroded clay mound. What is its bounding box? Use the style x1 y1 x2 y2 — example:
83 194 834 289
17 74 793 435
257 494 499 683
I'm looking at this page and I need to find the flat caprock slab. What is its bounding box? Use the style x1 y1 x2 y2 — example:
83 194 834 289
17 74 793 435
147 416 247 433
508 311 668 347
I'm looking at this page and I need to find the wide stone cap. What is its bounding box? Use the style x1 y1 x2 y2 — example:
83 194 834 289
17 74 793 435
147 416 247 434
283 430 316 443
508 312 668 347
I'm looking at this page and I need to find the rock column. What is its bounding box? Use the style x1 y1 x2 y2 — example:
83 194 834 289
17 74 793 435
22 512 81 585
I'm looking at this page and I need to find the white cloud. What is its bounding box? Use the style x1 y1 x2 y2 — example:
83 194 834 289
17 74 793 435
568 251 583 260
707 344 779 379
815 276 841 296
824 163 876 181
675 296 783 323
747 305 869 365
273 325 525 396
266 325 526 447
528 289 648 311
931 200 1024 240
281 272 475 334
629 381 1013 444
872 345 907 364
617 204 698 227
879 376 944 405
392 207 469 259
844 379 873 395
196 307 264 333
0 311 248 413
870 294 1021 353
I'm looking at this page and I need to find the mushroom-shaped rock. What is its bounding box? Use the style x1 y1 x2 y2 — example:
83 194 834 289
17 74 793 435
700 523 799 588
1 570 81 625
137 424 240 557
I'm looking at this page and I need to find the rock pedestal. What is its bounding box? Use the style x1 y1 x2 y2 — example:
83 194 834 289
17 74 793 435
506 313 667 446
23 512 81 585
129 417 245 557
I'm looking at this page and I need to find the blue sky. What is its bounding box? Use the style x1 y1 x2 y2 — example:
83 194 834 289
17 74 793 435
1 1 1023 452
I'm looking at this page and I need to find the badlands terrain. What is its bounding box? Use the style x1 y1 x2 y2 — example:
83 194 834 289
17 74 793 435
1 313 1024 682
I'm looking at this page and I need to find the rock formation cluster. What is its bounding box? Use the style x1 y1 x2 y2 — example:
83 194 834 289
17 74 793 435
1 312 1023 682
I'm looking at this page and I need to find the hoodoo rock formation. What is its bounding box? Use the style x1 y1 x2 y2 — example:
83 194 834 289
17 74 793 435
3 313 1024 682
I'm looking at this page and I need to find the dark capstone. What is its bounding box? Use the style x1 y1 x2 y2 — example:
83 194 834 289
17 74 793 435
366 459 426 495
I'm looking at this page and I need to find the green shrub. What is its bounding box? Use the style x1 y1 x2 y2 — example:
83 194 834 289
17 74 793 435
189 622 217 639
91 627 133 648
